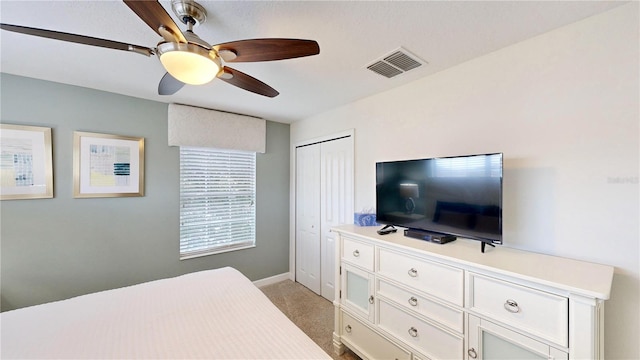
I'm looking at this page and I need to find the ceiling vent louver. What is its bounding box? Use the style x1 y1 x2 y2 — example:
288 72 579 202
366 47 427 78
367 62 403 78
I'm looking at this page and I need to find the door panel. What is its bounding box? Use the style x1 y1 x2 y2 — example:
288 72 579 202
320 137 354 301
295 144 321 294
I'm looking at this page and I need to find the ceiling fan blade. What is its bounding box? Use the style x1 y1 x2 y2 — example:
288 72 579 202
0 23 153 56
158 72 185 95
213 39 319 62
218 67 279 98
123 0 186 43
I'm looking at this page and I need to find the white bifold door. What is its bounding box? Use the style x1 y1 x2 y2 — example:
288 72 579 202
296 135 353 301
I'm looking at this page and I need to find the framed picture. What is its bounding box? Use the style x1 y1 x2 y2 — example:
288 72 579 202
73 131 144 198
0 124 54 200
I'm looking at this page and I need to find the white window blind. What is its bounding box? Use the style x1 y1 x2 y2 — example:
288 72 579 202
433 154 502 178
180 147 256 259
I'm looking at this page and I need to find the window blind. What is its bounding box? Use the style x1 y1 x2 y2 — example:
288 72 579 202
179 147 256 259
433 155 501 177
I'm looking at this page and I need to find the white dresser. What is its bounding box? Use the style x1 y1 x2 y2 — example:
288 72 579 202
332 224 614 360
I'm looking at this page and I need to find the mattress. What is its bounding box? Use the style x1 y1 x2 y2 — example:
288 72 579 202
1 267 331 359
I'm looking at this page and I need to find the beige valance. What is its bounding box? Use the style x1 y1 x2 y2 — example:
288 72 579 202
168 103 266 153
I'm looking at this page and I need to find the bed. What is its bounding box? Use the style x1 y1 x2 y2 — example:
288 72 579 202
1 267 332 359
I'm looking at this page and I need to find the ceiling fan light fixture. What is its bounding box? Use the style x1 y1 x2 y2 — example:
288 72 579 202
157 42 220 85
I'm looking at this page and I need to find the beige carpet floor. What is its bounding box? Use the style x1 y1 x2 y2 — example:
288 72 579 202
260 280 360 360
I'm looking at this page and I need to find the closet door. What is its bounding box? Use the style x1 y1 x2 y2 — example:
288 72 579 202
295 144 321 294
320 137 353 301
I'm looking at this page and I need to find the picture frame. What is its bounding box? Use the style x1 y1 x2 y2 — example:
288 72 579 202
0 124 54 200
73 131 144 198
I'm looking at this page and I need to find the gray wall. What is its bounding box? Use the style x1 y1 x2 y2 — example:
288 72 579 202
0 73 290 312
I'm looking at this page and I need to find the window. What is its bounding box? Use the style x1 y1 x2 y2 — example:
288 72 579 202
179 147 256 259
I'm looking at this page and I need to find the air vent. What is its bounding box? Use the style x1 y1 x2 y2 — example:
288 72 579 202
367 62 403 78
366 47 427 79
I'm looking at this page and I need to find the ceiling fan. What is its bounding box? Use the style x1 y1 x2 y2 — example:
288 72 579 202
0 0 320 98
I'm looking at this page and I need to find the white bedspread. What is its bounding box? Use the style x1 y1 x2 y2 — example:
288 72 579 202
1 267 331 359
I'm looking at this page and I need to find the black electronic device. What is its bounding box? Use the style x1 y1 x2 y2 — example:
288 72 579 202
404 229 457 244
376 153 503 252
377 224 397 235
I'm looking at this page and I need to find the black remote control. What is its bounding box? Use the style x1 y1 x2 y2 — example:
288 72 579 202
377 225 397 235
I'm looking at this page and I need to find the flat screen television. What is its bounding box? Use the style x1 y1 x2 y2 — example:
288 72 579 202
376 153 503 247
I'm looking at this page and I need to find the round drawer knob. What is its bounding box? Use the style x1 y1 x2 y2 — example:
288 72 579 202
353 250 360 257
408 296 418 306
345 325 352 333
408 327 418 337
504 299 520 313
408 268 418 277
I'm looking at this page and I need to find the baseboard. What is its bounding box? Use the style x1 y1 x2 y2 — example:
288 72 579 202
253 272 291 288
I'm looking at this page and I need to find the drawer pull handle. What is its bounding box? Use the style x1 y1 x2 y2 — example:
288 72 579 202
408 296 418 306
408 268 418 277
468 348 478 359
345 325 352 333
369 295 374 304
504 299 520 313
408 327 418 337
353 250 360 257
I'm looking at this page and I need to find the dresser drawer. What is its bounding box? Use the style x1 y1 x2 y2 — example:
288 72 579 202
378 248 463 306
341 311 411 360
468 273 569 346
342 237 374 271
378 300 463 360
377 279 463 333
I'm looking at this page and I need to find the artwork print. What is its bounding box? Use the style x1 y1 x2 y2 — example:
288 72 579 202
0 124 53 200
73 131 144 198
89 144 131 187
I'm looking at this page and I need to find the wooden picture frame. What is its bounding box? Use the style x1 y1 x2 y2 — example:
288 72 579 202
0 124 54 200
73 131 144 198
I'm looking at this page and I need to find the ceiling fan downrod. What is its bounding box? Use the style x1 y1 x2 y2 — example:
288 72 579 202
171 0 207 26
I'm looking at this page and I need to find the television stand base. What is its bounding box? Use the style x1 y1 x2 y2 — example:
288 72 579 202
403 229 456 244
481 242 496 253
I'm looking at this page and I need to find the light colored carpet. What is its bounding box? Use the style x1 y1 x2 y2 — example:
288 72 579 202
260 280 360 360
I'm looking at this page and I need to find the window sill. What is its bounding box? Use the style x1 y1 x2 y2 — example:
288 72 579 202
180 244 256 260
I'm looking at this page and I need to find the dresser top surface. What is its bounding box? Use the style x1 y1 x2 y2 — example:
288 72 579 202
332 224 614 299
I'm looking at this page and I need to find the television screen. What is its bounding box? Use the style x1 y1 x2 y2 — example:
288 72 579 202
376 153 503 244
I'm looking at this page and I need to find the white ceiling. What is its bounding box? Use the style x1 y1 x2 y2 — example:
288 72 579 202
0 1 625 123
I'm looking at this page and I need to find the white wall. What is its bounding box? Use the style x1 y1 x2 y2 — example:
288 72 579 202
291 4 639 359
